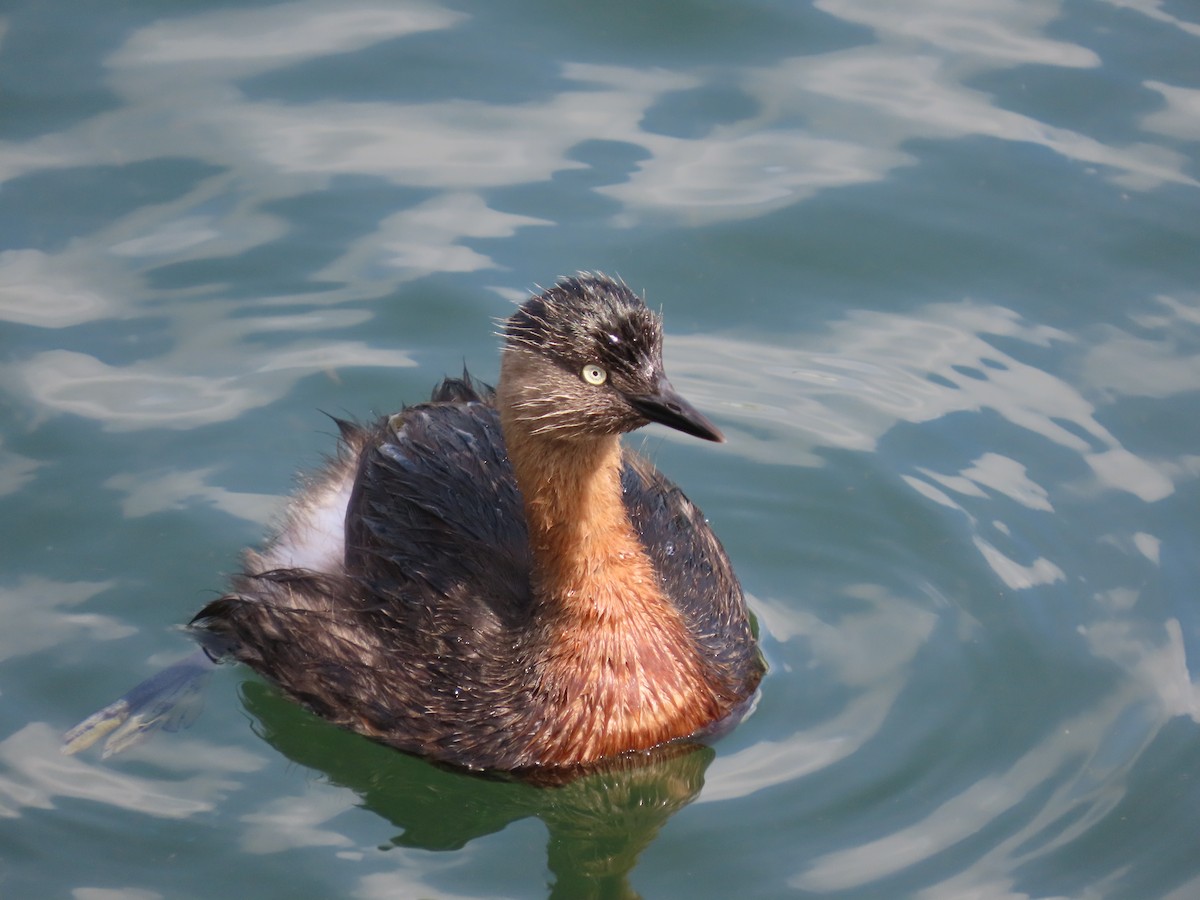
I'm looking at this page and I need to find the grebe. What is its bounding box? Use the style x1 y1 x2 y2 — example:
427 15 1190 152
66 274 763 772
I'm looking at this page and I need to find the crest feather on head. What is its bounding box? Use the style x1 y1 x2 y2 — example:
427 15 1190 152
505 273 662 372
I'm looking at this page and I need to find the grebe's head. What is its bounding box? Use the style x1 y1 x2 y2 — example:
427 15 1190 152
501 273 724 442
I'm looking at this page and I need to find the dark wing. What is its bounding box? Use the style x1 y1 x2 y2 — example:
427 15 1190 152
192 378 536 765
621 453 764 691
344 392 532 635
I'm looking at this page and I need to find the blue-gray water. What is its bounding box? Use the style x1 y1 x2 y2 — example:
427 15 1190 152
3 1 1199 897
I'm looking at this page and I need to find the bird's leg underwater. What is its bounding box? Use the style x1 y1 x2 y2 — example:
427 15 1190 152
62 649 217 758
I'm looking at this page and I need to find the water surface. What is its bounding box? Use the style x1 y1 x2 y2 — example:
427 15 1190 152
2 1 1199 897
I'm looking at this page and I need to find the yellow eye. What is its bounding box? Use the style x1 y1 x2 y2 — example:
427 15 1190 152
581 364 607 386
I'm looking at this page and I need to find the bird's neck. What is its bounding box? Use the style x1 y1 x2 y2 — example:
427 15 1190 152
499 402 725 764
495 350 647 604
505 429 637 600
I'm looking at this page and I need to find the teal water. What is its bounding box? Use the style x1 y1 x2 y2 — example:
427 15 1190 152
3 1 1199 897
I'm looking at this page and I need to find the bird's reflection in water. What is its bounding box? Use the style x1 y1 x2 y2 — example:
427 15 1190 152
241 681 715 899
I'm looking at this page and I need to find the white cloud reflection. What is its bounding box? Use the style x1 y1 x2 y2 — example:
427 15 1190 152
819 0 1100 67
355 865 494 900
0 722 261 820
105 468 280 524
1143 81 1200 142
971 536 1065 590
0 249 126 328
109 1 464 74
240 787 357 854
0 440 41 497
315 193 552 286
18 339 415 431
602 130 904 224
961 453 1053 511
0 578 129 662
1107 0 1200 39
1088 617 1200 724
109 216 223 258
1079 296 1200 401
73 889 163 900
